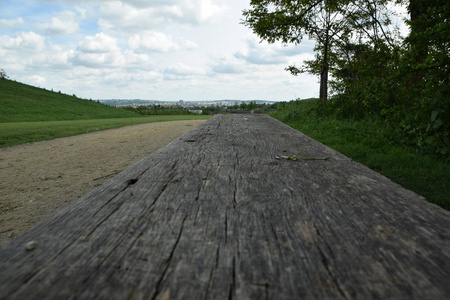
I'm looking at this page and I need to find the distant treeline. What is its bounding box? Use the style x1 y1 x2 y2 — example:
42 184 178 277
122 105 194 115
194 102 278 115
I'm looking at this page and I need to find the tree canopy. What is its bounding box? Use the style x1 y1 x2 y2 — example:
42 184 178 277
243 0 398 102
243 0 449 157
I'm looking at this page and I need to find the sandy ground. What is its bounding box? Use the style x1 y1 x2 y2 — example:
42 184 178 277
0 120 206 246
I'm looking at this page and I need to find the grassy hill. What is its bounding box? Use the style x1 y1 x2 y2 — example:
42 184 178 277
0 79 138 122
0 78 210 148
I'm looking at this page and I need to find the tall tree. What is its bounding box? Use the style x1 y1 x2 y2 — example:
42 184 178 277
243 0 394 102
403 0 450 154
243 0 350 102
329 0 401 109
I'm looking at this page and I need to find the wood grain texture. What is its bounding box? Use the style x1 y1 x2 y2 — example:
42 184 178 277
1 114 449 300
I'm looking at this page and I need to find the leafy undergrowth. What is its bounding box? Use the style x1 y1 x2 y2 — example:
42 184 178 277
271 100 450 210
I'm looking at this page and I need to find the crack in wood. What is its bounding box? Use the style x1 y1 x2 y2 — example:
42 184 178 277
232 183 237 210
91 164 153 219
85 182 137 237
231 162 238 210
314 223 349 300
193 206 201 226
150 215 187 300
224 209 229 245
228 256 236 300
75 231 133 297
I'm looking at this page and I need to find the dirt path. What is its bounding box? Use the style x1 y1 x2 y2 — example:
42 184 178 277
0 120 206 246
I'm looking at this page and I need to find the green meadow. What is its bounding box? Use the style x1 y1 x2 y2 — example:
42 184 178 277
0 79 210 147
0 116 211 148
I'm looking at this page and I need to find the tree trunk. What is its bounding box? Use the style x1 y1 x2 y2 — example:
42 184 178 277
407 0 428 87
409 0 426 26
319 62 329 102
319 35 330 102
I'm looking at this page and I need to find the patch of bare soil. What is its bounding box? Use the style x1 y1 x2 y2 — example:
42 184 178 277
0 120 206 246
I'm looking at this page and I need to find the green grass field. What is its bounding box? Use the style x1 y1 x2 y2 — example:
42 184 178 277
271 100 450 210
0 116 211 148
0 79 138 122
0 79 211 147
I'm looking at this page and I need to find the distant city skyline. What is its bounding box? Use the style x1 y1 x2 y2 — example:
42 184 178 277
100 98 278 107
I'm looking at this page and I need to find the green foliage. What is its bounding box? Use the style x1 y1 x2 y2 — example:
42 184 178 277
271 100 450 210
122 105 194 115
198 102 276 115
239 101 258 110
398 0 450 157
0 79 139 122
243 0 399 102
272 0 449 158
328 0 449 157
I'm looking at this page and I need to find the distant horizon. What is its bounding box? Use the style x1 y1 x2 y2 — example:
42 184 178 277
99 99 279 103
4 77 286 103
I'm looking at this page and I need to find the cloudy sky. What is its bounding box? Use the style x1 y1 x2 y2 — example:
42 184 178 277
0 0 318 101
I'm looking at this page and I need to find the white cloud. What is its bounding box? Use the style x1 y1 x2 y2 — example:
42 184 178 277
71 52 124 68
71 33 124 68
164 63 207 79
122 0 178 8
97 19 114 32
211 55 245 74
132 71 164 82
122 50 153 68
99 2 172 31
44 45 74 69
234 39 287 65
26 45 73 70
0 31 46 52
183 40 198 50
38 10 80 35
129 32 180 53
26 75 47 86
0 31 74 73
77 32 119 53
97 0 227 33
0 17 24 28
102 70 163 86
177 0 227 23
128 31 197 53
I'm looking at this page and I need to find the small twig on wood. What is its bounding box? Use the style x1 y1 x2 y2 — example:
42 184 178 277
276 155 330 161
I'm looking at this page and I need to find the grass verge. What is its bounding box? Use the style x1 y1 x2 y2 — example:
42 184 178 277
0 115 211 148
271 100 450 210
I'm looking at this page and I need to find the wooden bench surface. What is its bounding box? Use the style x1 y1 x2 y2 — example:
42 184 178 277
1 114 449 299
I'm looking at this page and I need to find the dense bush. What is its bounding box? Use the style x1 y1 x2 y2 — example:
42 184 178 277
273 98 449 162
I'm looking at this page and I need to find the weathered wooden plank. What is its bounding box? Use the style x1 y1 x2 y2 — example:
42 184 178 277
1 114 449 299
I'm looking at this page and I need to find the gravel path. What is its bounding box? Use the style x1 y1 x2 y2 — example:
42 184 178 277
0 120 206 246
